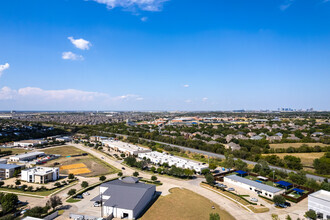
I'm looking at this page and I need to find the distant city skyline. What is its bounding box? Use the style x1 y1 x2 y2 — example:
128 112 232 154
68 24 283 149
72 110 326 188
1 0 330 111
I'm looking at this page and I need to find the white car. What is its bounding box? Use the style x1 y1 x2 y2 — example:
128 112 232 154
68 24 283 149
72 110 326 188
250 198 258 202
93 201 100 207
83 192 90 196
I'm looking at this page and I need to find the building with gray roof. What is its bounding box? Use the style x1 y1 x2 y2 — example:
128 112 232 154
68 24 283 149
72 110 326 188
91 177 156 219
9 151 45 162
224 174 285 198
0 164 22 179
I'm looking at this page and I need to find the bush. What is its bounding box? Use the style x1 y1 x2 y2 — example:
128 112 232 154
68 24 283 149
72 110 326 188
68 173 75 179
81 181 88 188
133 171 139 177
305 210 317 220
205 174 214 184
209 213 220 220
99 176 106 181
117 172 123 177
273 195 285 205
68 189 76 196
151 176 157 181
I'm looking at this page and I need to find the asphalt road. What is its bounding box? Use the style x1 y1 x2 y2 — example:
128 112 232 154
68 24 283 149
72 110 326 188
107 132 329 182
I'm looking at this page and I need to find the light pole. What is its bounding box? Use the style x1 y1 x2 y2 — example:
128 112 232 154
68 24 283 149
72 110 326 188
100 190 103 217
273 170 275 186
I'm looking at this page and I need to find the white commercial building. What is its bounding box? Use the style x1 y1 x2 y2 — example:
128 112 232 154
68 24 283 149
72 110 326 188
224 174 285 199
91 177 156 219
21 166 59 184
102 140 151 156
14 139 47 147
9 151 45 162
138 151 208 173
308 190 330 220
55 136 72 142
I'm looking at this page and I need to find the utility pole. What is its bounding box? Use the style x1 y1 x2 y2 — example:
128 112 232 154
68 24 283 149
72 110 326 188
100 191 103 217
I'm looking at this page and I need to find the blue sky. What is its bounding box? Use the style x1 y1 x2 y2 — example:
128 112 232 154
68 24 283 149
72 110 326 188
0 0 329 111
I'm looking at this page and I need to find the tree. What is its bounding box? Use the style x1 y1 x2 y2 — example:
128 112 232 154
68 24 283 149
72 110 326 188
0 181 5 187
25 206 50 218
150 166 156 173
68 173 75 179
54 182 61 187
133 171 139 177
285 215 292 220
209 163 217 170
1 193 18 214
288 171 306 185
284 155 303 170
205 173 215 184
209 213 220 220
234 159 248 171
46 195 62 210
224 154 235 168
313 152 330 175
305 210 317 220
117 171 123 177
157 167 163 174
202 168 211 175
151 176 157 181
273 195 286 205
81 181 89 188
15 179 21 186
99 175 106 181
68 189 76 196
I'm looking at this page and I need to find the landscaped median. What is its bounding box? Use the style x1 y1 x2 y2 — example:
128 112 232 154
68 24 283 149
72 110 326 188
200 182 270 213
0 179 78 198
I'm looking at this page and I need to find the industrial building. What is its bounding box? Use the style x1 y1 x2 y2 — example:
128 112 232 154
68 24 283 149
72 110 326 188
21 166 59 183
91 177 156 219
13 139 47 147
0 164 22 179
308 190 330 220
102 140 151 156
138 151 208 173
224 174 285 198
55 136 72 142
9 151 45 162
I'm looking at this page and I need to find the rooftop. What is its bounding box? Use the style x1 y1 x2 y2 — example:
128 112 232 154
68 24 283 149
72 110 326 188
225 174 283 193
10 151 45 159
0 164 21 169
94 177 155 210
309 190 330 202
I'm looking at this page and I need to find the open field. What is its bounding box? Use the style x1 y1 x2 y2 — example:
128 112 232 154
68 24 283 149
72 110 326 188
269 143 328 149
43 145 86 156
262 152 325 167
0 147 31 155
42 146 117 177
140 188 235 220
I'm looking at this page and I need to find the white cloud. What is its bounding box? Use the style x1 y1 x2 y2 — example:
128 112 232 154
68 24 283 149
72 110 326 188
68 36 92 50
183 84 189 88
141 16 148 22
92 0 168 12
202 97 208 102
0 63 10 77
0 86 143 103
62 51 84 61
280 0 294 11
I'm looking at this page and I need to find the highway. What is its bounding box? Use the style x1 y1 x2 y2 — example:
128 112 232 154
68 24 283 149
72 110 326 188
106 132 329 182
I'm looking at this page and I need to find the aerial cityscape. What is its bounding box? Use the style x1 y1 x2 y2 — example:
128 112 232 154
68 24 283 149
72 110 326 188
0 0 330 220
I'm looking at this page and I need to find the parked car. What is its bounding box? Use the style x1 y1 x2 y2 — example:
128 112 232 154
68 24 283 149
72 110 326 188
20 209 29 215
122 167 125 170
284 202 291 207
277 203 287 208
101 157 104 159
83 192 90 196
76 195 84 199
250 198 258 202
227 188 235 191
93 201 100 207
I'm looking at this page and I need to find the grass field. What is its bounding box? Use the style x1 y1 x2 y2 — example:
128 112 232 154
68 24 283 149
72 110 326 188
269 143 328 149
43 145 86 156
42 146 117 177
0 147 31 155
262 152 325 167
140 188 235 220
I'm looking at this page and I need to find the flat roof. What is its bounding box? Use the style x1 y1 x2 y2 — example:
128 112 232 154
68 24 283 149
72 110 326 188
10 151 45 159
0 164 21 169
225 174 283 193
309 190 330 202
276 180 292 187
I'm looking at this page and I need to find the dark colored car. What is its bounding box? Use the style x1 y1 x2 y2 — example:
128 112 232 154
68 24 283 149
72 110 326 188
76 195 83 199
284 202 291 207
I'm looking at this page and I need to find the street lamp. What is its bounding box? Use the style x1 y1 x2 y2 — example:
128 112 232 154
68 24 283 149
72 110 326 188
272 170 275 186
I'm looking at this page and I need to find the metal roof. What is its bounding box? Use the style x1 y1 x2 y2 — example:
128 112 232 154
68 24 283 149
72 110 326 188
10 151 45 159
236 170 247 175
95 177 155 210
276 180 292 187
225 174 283 193
293 188 304 193
0 164 21 169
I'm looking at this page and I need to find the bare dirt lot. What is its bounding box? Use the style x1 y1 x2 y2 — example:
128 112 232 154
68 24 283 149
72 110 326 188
269 143 328 149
